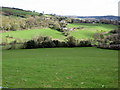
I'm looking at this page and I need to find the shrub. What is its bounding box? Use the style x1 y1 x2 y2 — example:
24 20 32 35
9 40 17 49
10 23 20 31
59 21 67 28
42 41 55 48
79 40 92 47
109 44 120 50
42 36 55 48
2 40 24 50
94 33 120 50
33 36 44 48
23 36 55 49
93 33 104 40
44 36 52 41
24 40 37 49
62 31 70 36
48 21 61 30
109 29 120 34
53 40 61 47
66 36 77 47
106 34 120 44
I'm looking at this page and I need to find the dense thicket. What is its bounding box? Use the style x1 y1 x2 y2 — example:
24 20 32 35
0 15 72 31
2 36 92 50
23 36 91 49
92 29 120 50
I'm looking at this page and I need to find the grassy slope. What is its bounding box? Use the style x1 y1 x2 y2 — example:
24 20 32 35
2 47 118 88
1 7 53 17
1 7 39 17
67 23 117 30
67 23 117 39
1 28 65 43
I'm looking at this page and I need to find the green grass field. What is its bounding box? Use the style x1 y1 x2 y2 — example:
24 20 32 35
2 47 118 88
67 23 117 39
1 23 117 44
1 28 65 44
67 23 117 30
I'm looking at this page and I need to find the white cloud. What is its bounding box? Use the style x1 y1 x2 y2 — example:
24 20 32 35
1 0 120 16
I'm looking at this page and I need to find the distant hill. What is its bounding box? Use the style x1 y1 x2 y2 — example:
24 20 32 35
65 15 118 20
77 16 118 20
1 7 118 20
0 7 41 18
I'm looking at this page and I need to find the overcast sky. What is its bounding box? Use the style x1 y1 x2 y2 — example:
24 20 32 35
1 0 120 16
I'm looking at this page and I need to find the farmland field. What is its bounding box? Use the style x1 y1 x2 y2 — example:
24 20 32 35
67 23 118 39
1 28 65 44
2 47 118 88
67 23 117 30
0 23 118 44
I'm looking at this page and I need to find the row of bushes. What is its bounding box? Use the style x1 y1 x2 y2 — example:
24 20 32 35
2 29 120 50
24 36 92 49
2 36 92 50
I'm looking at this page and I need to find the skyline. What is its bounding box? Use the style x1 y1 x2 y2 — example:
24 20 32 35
1 0 120 16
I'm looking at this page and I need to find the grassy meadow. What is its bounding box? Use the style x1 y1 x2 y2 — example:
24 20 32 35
67 23 117 39
1 28 65 44
67 23 117 30
2 47 118 88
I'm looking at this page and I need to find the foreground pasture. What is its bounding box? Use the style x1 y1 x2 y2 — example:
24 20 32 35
2 47 118 88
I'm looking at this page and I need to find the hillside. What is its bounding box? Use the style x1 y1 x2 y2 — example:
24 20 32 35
0 7 72 31
1 7 119 50
1 7 41 18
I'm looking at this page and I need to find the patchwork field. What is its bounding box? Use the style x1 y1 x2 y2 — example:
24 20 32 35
2 47 118 88
0 23 117 44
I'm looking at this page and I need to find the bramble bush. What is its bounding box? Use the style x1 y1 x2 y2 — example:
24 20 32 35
93 31 120 50
65 36 77 47
22 36 92 49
